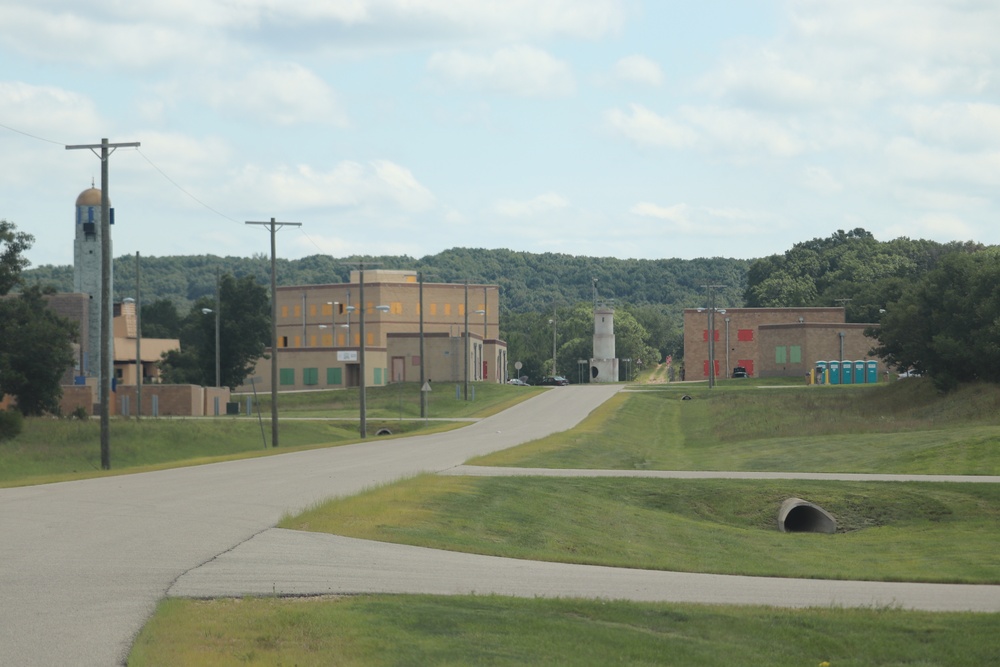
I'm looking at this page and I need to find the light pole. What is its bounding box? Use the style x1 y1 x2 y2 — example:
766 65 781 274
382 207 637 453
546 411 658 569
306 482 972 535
474 309 486 380
700 284 725 389
201 307 220 388
548 315 558 377
724 316 731 379
326 301 339 346
578 359 587 385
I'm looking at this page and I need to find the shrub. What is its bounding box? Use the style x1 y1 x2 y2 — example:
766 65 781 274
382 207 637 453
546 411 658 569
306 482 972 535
0 409 24 441
70 406 89 421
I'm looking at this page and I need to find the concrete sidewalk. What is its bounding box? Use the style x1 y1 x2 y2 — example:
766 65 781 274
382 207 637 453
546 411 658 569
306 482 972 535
169 528 1000 612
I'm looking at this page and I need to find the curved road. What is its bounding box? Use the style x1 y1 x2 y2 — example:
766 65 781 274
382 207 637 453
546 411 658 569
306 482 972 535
0 385 620 666
4 384 999 665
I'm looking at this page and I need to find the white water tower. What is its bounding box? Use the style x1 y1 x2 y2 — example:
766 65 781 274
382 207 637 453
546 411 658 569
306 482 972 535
590 302 618 382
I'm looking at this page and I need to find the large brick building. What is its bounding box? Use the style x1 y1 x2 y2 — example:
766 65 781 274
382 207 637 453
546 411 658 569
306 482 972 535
239 269 507 392
682 307 888 380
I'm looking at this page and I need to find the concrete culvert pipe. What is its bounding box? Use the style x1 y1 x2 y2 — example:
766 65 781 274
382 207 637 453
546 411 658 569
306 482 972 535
778 497 837 534
375 428 392 436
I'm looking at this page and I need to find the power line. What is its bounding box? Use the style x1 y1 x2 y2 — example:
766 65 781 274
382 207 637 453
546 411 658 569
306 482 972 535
0 120 67 146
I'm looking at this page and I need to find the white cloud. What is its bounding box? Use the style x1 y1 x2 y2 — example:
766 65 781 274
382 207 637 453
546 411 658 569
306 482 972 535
427 45 575 97
613 55 663 87
0 82 102 140
225 159 435 213
605 104 697 149
607 104 804 157
630 202 769 236
204 63 347 126
494 192 569 217
800 166 843 195
895 103 1000 151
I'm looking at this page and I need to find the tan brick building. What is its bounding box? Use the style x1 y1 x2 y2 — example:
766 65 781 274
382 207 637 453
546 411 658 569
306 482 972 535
240 269 506 392
683 307 888 380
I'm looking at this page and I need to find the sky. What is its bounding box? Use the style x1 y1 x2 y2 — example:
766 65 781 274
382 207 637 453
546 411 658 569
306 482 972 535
2 0 998 269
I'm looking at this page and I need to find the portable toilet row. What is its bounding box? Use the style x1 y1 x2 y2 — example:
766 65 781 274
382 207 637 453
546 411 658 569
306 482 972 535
814 360 879 384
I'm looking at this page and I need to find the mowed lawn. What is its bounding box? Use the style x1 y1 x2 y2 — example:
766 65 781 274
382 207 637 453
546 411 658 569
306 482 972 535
131 379 1000 665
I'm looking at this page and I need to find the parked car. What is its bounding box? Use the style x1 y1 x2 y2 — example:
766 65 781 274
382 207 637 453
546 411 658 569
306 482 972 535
539 375 570 386
507 377 530 386
732 366 749 379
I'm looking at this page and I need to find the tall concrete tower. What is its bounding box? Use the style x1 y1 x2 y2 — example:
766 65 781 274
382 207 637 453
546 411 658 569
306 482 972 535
72 185 113 378
590 302 618 383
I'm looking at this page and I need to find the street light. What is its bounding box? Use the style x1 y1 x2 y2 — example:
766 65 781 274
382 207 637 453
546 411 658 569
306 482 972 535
698 284 726 389
548 316 558 377
201 307 220 388
326 301 339 346
474 309 486 380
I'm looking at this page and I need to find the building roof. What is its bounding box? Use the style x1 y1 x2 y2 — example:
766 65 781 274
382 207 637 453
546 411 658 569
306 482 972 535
75 187 105 207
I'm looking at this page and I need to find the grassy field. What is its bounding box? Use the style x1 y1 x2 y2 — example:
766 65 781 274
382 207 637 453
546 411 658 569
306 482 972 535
0 382 539 487
129 596 1000 667
118 377 1000 663
471 379 1000 474
283 474 1000 584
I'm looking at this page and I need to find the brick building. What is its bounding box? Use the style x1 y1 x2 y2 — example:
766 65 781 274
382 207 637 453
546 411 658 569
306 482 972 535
239 269 507 392
682 307 888 380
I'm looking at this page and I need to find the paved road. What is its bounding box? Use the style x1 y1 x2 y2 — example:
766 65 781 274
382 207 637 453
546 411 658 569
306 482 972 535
0 385 621 666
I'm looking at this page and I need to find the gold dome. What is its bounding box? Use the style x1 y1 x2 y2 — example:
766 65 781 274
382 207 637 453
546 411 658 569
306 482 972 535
75 187 107 207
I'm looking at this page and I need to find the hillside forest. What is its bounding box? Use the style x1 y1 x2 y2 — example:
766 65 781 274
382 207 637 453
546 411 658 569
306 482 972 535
15 227 1000 392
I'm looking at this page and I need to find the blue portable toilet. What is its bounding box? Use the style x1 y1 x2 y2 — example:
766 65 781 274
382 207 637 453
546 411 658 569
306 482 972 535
840 360 852 385
815 361 827 384
854 360 866 384
866 360 879 383
828 360 840 385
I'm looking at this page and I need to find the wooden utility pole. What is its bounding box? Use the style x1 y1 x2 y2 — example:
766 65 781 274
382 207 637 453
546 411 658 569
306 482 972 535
65 138 140 469
245 218 302 447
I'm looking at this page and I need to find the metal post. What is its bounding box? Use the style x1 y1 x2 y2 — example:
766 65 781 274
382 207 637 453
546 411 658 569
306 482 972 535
215 270 221 388
463 280 469 400
65 137 140 469
245 218 302 447
419 272 426 418
359 266 367 437
135 251 141 419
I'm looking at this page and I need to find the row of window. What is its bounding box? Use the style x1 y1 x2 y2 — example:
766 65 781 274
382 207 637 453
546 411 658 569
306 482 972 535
701 329 755 342
279 302 488 319
279 367 387 386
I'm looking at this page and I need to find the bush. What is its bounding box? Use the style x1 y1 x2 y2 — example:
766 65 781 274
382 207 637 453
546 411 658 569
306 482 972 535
70 406 89 421
0 409 24 441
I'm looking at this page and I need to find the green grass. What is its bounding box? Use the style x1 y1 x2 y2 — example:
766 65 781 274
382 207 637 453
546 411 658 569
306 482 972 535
129 595 1000 667
256 381 545 419
283 474 1000 584
0 382 536 487
470 380 1000 474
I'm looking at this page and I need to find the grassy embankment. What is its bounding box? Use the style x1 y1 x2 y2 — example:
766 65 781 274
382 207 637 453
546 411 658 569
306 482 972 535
0 382 541 487
131 377 1000 665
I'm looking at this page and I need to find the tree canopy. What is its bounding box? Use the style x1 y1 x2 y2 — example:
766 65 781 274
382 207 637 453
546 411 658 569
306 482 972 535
1 220 77 415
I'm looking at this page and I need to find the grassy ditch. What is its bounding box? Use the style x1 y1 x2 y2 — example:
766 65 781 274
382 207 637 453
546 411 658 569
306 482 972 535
129 595 998 667
282 474 1000 584
0 382 536 487
471 379 1000 474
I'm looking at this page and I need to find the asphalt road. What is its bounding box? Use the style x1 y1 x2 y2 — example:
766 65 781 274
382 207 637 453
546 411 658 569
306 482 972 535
0 384 621 666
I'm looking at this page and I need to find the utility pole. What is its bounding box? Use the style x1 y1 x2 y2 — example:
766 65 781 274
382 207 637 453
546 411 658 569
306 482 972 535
246 218 302 448
464 280 470 400
359 264 368 437
135 251 141 420
65 137 140 470
215 268 221 388
419 271 427 418
702 284 724 389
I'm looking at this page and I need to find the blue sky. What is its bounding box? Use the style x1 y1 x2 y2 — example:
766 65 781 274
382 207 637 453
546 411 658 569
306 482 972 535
2 1 998 268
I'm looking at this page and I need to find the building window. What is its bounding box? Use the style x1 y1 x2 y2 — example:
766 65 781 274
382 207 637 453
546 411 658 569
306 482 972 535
279 368 295 385
775 346 787 364
326 367 342 385
293 305 301 317
702 330 720 342
279 336 288 348
281 306 288 318
392 302 403 314
303 368 318 386
790 346 802 364
443 303 451 316
293 336 301 347
366 332 374 346
429 303 437 316
737 329 754 342
374 367 384 385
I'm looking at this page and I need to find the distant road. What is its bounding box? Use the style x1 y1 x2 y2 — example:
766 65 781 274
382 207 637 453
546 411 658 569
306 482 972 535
0 385 620 666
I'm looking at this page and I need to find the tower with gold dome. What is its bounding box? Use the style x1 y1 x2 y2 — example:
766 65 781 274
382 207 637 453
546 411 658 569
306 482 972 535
72 184 113 378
